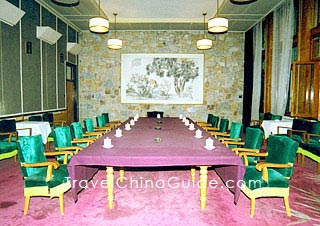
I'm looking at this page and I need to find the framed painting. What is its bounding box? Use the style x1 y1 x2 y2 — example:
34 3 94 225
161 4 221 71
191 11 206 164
121 54 204 104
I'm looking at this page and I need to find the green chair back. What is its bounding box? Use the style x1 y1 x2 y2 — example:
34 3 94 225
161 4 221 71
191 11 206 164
0 119 17 141
229 122 243 139
84 118 95 132
29 115 42 121
43 113 54 123
96 115 106 127
271 114 282 120
102 113 110 124
244 127 264 149
219 118 229 132
53 126 72 148
70 122 84 139
210 116 220 128
16 135 47 178
207 114 213 124
266 135 299 177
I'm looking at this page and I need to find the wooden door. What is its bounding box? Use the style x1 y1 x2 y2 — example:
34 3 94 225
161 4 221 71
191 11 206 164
66 63 78 125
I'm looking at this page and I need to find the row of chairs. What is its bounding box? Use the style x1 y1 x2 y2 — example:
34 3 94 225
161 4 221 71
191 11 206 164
0 112 121 215
197 113 298 218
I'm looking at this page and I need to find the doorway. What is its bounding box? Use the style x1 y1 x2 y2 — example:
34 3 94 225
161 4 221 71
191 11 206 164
66 62 78 124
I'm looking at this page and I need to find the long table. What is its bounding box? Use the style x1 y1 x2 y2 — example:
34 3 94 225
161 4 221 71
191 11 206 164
68 117 245 209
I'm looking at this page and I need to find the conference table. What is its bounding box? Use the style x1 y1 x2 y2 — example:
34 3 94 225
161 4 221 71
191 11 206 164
68 117 245 209
16 121 51 144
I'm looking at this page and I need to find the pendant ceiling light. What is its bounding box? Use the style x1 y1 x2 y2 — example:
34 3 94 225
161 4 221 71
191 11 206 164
107 13 122 50
197 13 212 50
208 0 228 33
51 0 79 7
89 0 109 34
230 0 257 5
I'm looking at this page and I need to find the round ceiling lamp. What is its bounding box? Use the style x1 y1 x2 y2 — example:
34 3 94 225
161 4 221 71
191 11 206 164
230 0 257 5
107 13 122 50
208 0 228 33
89 0 109 33
51 0 79 7
197 13 212 50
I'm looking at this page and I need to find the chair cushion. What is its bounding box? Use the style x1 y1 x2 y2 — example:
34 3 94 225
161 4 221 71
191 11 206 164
0 142 17 154
300 142 320 156
24 164 70 189
243 166 290 190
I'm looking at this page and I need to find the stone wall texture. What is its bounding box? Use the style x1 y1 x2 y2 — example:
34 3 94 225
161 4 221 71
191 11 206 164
78 30 244 124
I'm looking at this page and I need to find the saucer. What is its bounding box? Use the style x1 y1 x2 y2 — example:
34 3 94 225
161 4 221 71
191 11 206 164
114 134 122 137
125 128 131 131
204 145 215 150
103 145 114 149
194 135 203 138
189 128 195 131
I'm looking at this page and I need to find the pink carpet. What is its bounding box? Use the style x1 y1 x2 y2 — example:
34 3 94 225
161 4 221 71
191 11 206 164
0 157 319 226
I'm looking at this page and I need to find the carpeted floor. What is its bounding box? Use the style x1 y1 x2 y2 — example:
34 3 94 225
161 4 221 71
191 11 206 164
0 156 319 226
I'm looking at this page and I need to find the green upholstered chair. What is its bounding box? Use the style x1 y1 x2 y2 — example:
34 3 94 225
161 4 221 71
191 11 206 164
278 118 308 143
297 121 320 173
52 126 85 163
16 135 73 215
240 135 299 217
196 113 214 127
205 118 229 132
96 115 112 131
43 113 66 150
201 115 220 131
102 113 121 129
0 119 31 142
209 122 243 142
224 127 264 165
83 118 109 134
147 111 164 118
70 121 101 142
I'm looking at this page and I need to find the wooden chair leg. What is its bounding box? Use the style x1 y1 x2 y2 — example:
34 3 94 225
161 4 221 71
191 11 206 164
301 155 305 166
284 196 291 216
59 194 65 215
24 196 30 215
250 198 255 218
317 162 320 174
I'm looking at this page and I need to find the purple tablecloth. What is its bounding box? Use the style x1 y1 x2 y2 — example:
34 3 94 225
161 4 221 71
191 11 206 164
68 117 245 203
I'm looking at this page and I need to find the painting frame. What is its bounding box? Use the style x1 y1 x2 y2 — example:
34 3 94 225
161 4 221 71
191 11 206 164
121 54 204 104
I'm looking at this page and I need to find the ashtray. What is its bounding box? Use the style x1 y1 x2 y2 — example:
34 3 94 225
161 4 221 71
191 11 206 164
155 126 161 130
154 137 162 142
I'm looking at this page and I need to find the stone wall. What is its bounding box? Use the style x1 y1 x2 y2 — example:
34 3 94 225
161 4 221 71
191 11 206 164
78 30 244 124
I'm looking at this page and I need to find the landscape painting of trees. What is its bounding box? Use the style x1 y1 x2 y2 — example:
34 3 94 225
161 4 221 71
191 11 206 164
121 54 203 104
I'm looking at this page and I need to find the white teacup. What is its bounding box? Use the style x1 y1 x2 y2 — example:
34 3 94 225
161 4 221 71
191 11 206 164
115 128 122 137
125 123 131 130
104 137 112 147
130 119 135 126
189 123 195 130
195 129 202 138
205 137 214 148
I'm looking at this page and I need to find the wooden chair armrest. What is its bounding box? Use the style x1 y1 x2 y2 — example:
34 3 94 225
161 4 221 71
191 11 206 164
0 131 18 142
287 129 306 137
256 162 293 182
232 147 259 155
222 141 245 147
53 120 66 127
22 161 60 181
277 126 290 134
209 131 229 137
55 146 82 154
72 138 94 144
45 151 74 164
305 133 320 143
218 137 241 142
239 152 268 166
205 127 219 131
84 132 103 138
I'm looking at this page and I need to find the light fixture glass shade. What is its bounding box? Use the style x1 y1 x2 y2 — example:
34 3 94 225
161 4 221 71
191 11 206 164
197 38 212 50
230 0 257 4
107 38 123 50
208 17 228 33
89 17 109 33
